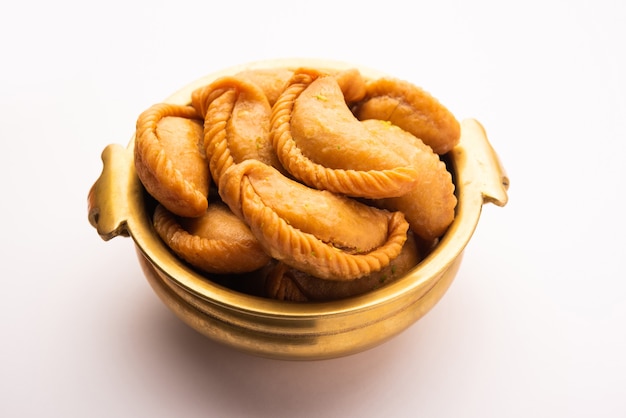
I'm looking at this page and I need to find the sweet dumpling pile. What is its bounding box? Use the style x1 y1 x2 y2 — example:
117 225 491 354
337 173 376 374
133 65 460 302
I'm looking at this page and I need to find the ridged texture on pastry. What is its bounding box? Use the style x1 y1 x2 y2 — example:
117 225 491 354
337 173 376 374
218 159 409 281
361 119 457 240
270 71 419 199
191 77 281 185
354 78 461 155
134 103 209 218
266 231 421 301
153 203 271 274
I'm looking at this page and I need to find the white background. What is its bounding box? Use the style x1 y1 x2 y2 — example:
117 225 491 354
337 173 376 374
1 1 625 417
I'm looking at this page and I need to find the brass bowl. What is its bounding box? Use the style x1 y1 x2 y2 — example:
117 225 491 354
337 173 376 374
87 59 509 360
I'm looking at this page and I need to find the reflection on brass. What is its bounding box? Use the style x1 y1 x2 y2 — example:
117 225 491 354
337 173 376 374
87 59 509 360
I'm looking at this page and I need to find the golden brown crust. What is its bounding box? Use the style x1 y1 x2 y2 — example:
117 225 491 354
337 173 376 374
266 231 421 301
331 68 367 103
134 103 209 218
265 262 310 302
153 203 271 274
270 71 419 199
354 78 461 155
234 67 367 106
234 67 295 106
191 76 281 184
218 159 409 281
362 119 457 241
133 64 461 294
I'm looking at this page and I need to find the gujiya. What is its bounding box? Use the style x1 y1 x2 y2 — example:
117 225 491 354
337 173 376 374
133 65 460 301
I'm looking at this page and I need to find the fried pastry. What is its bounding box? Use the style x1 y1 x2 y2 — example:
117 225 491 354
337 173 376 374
266 231 421 301
134 103 209 218
271 71 419 199
354 78 461 155
332 67 367 103
218 159 410 281
152 203 271 274
363 119 457 240
234 67 295 106
264 262 309 302
235 67 367 106
191 76 282 184
132 63 463 298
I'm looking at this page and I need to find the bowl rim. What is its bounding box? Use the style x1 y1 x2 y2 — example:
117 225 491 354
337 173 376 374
89 58 509 321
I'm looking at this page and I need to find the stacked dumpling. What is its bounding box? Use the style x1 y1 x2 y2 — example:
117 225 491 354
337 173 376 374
133 65 460 302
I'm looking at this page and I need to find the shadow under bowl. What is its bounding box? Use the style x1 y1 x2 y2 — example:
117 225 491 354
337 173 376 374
88 58 509 360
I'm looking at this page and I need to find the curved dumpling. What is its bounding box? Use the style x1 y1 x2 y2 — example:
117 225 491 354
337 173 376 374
235 66 367 106
332 67 367 103
234 67 295 106
218 159 409 281
362 119 457 241
134 103 209 218
271 70 419 199
354 78 461 155
153 203 271 274
266 231 422 301
191 76 282 184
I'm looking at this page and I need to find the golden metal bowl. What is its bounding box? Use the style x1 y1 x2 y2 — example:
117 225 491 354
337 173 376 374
87 59 509 360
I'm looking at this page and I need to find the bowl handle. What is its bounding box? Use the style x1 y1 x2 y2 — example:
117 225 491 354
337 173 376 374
456 119 509 207
88 143 136 240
